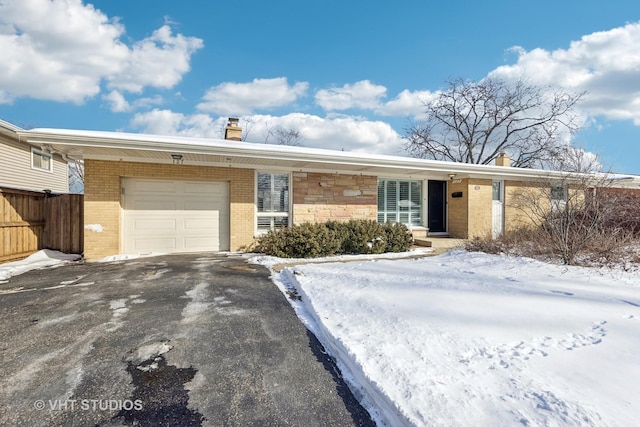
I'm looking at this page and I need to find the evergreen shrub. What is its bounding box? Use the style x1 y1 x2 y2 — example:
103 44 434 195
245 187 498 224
257 219 414 258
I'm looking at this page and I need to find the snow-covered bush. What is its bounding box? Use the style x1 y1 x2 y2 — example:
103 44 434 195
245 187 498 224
256 222 341 258
256 219 414 258
339 219 387 255
382 222 414 253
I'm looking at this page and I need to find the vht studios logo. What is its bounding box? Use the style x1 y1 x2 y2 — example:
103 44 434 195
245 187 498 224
34 399 143 411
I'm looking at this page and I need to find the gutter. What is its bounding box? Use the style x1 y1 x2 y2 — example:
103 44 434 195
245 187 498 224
16 129 611 182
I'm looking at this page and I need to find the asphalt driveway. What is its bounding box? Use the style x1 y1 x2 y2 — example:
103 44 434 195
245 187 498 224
0 253 374 426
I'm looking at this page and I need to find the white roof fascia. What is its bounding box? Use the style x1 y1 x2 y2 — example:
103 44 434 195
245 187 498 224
0 119 24 138
18 127 612 182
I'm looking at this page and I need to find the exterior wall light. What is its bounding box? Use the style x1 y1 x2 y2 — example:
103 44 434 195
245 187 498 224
171 154 184 165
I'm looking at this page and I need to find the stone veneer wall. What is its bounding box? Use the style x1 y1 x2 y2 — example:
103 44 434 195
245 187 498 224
292 172 377 224
84 159 255 259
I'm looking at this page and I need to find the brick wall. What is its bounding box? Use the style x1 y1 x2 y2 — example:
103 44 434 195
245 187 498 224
504 180 545 231
446 178 493 238
467 179 493 238
84 160 254 259
447 179 468 238
292 172 377 224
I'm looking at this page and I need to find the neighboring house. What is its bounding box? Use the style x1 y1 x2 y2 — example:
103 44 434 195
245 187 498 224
13 119 640 260
0 119 69 193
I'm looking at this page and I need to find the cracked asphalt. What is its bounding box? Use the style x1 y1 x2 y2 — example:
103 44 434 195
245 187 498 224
0 253 375 426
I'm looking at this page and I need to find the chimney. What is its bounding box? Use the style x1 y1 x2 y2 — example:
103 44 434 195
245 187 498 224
495 152 510 167
224 117 242 141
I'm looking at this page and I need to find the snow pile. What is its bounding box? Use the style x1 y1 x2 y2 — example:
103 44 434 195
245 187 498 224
246 247 433 268
84 223 104 233
0 249 81 281
271 250 640 426
96 253 166 263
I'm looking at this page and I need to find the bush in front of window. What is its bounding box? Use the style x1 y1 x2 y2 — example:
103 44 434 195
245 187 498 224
339 219 388 255
256 223 341 258
382 222 414 253
256 219 414 258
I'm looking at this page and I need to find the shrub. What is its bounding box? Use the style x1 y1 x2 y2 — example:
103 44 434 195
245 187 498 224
382 222 414 252
256 219 415 258
325 220 351 254
341 219 387 254
256 223 340 258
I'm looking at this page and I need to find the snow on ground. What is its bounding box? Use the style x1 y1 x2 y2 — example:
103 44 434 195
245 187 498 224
257 250 640 427
248 247 433 268
0 249 81 281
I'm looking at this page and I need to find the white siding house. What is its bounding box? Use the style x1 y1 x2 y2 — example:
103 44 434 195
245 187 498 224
0 120 68 193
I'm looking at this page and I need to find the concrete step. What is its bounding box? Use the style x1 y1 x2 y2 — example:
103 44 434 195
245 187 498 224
409 227 429 239
413 237 432 247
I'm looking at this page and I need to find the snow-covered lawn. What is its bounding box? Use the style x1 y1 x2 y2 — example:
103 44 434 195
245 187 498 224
257 250 640 426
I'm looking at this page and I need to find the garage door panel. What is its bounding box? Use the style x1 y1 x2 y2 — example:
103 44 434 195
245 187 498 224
123 178 229 254
133 238 177 251
183 199 221 210
132 180 179 194
184 182 224 194
132 200 179 210
184 217 218 230
133 218 177 231
184 237 219 250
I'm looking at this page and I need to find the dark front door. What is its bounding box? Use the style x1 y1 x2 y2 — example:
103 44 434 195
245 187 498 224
428 180 447 232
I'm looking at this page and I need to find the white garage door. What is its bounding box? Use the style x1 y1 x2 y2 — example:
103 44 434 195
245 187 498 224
122 178 229 254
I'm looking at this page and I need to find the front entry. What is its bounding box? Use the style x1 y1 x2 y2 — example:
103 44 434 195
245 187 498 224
428 180 447 233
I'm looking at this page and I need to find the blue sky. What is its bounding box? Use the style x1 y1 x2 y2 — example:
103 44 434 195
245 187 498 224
1 0 640 173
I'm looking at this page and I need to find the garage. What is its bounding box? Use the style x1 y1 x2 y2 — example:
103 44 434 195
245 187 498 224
122 178 230 254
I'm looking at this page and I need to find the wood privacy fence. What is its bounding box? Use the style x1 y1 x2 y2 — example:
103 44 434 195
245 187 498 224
0 187 83 262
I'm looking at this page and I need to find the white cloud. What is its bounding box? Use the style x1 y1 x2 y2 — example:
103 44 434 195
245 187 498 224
102 90 163 112
315 80 387 111
197 77 309 116
103 90 130 112
490 21 640 124
130 110 405 155
375 89 437 117
0 0 202 104
131 109 224 138
108 25 203 93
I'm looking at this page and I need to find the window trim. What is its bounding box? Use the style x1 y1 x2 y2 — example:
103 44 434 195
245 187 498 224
550 184 568 212
31 147 53 173
377 178 424 227
255 171 291 235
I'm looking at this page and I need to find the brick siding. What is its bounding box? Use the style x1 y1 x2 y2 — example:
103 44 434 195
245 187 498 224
84 160 254 259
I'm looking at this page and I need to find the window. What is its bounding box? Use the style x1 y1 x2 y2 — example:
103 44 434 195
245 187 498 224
492 181 503 202
31 148 52 172
256 172 290 233
377 179 422 226
551 184 568 211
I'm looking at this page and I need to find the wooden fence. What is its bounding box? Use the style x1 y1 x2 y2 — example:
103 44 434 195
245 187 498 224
0 187 83 262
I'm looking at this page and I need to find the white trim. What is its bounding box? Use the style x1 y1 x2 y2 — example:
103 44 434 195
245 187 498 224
492 180 505 239
30 147 53 173
21 128 612 182
255 171 292 236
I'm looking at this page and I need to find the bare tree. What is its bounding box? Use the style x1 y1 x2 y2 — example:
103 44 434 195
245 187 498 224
405 77 585 168
264 123 303 146
509 152 637 265
68 158 84 194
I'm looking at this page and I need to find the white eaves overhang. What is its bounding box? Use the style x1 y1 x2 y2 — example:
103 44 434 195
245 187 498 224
18 127 632 184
